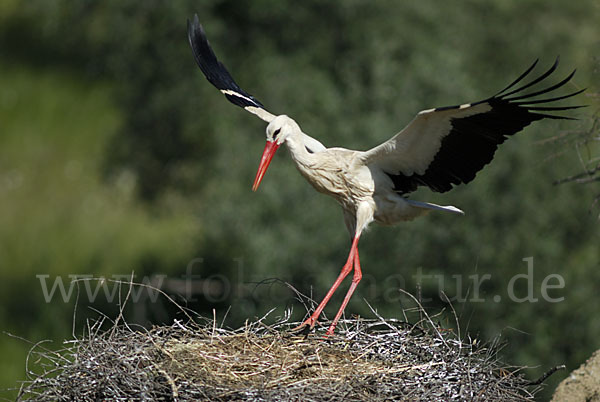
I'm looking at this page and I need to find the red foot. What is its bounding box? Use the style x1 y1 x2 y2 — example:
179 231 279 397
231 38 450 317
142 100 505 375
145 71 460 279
292 235 363 336
292 315 318 332
325 323 337 336
292 318 338 336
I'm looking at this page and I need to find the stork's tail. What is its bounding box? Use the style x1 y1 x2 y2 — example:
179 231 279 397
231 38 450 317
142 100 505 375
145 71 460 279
404 199 465 215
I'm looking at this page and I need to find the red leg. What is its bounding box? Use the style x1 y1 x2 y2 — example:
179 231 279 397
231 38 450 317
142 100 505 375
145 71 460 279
326 247 362 335
293 235 360 332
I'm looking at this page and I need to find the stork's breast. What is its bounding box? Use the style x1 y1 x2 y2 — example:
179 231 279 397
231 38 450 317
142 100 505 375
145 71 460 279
344 164 375 198
294 150 375 211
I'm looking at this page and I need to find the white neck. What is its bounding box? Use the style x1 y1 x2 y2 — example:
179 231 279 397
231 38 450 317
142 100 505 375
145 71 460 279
269 115 326 168
284 130 316 167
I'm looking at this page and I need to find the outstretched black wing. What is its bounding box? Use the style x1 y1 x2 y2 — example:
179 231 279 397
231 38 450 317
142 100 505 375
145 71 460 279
187 15 275 122
362 58 585 194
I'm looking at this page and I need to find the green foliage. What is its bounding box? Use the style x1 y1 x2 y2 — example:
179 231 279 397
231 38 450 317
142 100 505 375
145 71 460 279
1 1 599 399
0 64 198 396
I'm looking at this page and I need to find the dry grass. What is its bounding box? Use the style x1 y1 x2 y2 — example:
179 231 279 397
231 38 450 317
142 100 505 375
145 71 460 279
14 280 546 401
16 316 540 401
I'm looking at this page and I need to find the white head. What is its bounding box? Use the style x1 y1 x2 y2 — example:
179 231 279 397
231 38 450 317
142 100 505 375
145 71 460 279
265 114 299 145
252 115 299 191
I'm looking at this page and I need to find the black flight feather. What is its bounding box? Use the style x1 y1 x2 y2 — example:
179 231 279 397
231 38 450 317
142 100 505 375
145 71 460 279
187 15 265 110
387 59 584 194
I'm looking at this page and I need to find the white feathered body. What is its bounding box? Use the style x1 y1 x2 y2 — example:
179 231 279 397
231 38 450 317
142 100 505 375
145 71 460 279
282 124 457 234
187 18 581 334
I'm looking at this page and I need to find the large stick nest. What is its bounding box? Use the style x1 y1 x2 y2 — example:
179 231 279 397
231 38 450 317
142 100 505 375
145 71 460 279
17 308 540 401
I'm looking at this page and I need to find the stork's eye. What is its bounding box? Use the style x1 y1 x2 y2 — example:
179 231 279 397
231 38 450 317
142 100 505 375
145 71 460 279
273 128 281 138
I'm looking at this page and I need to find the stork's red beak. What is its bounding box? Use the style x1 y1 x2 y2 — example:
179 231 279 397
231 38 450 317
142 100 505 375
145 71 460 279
252 140 280 191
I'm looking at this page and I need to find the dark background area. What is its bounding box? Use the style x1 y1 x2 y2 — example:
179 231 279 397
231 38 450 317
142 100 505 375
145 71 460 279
1 1 599 399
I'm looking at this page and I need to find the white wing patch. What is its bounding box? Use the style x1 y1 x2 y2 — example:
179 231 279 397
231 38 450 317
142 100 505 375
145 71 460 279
362 102 492 176
245 106 276 123
220 89 256 104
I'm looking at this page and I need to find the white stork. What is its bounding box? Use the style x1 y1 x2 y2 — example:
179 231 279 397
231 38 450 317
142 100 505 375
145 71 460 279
187 16 583 335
